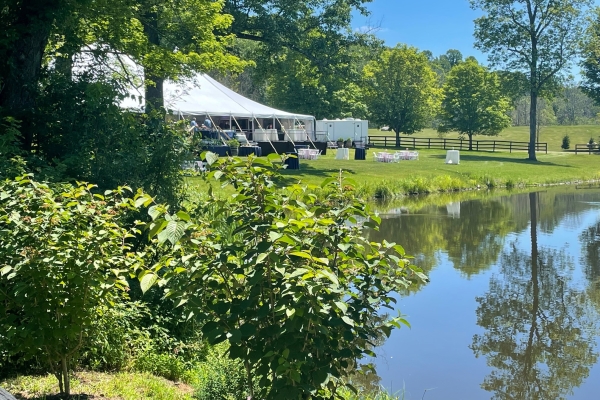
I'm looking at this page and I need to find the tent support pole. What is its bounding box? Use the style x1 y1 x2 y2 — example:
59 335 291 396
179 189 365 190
231 115 244 137
253 116 278 155
275 117 296 148
207 114 228 145
293 116 318 150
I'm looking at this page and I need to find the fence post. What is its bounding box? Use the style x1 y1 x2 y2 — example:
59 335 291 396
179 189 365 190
476 141 479 151
493 141 496 152
510 142 512 153
413 137 416 149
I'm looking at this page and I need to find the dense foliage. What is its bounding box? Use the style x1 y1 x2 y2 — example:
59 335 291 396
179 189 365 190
471 0 592 160
0 177 147 395
0 156 426 398
438 59 511 150
139 154 426 399
363 45 440 146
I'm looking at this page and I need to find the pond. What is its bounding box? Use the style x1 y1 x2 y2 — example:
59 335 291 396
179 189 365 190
366 187 600 400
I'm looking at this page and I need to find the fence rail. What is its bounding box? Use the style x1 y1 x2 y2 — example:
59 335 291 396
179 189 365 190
367 136 548 154
575 144 600 154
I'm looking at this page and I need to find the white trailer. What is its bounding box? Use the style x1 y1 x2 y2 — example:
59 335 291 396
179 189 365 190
315 118 369 142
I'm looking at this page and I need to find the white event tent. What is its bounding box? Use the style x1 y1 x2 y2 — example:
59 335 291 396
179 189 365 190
122 74 315 138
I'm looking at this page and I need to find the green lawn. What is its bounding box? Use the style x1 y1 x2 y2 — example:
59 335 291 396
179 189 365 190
368 125 600 152
187 147 600 199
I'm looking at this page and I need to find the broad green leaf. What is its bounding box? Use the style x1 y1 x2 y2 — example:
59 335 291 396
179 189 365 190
269 231 283 241
341 316 354 326
140 272 157 293
317 269 339 286
335 301 348 314
206 152 219 165
228 329 242 344
148 205 163 221
176 210 191 221
289 251 311 259
320 177 337 188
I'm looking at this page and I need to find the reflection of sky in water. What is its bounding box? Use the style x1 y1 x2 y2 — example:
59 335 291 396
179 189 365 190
372 193 600 400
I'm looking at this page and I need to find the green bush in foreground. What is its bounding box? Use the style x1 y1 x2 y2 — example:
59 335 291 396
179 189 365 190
0 177 148 396
141 153 427 399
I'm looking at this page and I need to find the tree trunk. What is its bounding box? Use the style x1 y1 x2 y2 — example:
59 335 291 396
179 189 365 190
61 356 70 396
394 129 400 147
528 30 538 161
244 360 254 399
142 11 165 115
468 133 473 151
0 0 60 152
529 89 538 161
55 371 64 395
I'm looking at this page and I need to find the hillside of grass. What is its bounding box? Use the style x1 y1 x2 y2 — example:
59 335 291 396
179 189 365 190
368 125 600 152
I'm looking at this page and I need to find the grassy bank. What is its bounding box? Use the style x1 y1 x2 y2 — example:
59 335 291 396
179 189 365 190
186 148 600 200
368 125 600 152
0 372 403 400
1 372 195 400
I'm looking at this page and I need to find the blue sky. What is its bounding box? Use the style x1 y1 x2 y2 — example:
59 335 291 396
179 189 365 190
351 0 486 61
351 0 600 67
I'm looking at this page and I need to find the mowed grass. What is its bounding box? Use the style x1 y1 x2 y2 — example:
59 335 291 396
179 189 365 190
368 125 600 152
186 147 600 199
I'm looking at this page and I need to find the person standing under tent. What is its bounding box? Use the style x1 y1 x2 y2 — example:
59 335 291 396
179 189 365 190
203 117 212 130
189 117 199 133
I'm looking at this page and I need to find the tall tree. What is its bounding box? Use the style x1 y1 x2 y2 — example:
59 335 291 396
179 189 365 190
581 7 600 106
0 0 82 150
470 0 591 161
438 59 511 150
222 0 379 117
363 45 440 146
263 40 378 119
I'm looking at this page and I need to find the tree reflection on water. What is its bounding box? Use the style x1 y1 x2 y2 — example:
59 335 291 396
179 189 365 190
471 192 600 400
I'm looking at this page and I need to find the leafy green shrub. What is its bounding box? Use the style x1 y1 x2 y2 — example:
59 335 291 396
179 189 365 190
32 75 188 206
141 154 427 399
561 134 570 150
0 176 149 395
194 344 247 400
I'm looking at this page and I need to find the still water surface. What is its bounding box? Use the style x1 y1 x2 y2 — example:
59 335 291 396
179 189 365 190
367 188 600 400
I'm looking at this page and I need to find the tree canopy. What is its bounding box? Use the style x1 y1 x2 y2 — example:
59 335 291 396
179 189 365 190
471 0 591 161
363 45 440 146
581 7 600 105
438 59 511 150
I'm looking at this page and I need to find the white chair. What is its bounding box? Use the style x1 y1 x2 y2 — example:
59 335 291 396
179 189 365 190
392 153 402 163
297 148 310 159
409 151 419 160
195 161 207 172
237 133 258 146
